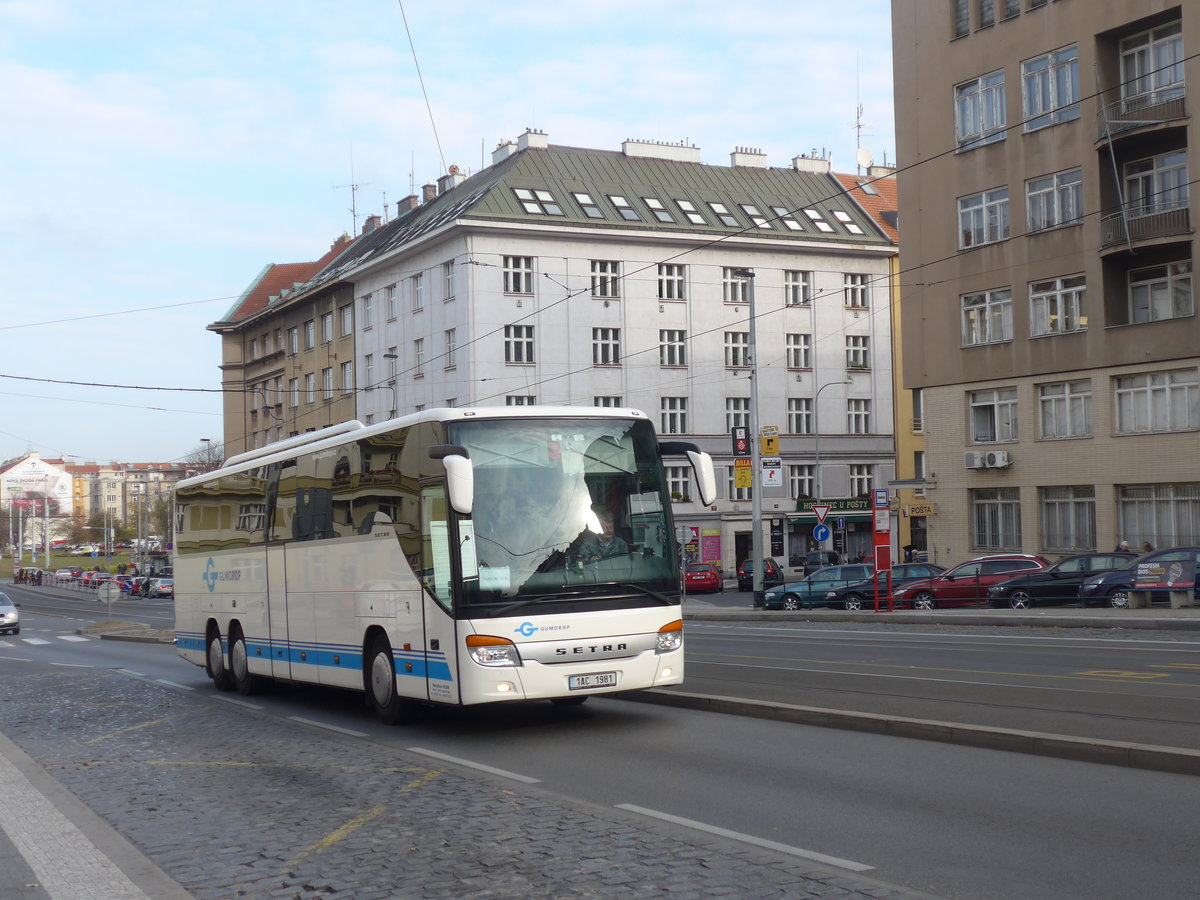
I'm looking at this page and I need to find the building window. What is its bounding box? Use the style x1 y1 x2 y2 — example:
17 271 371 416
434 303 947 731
512 187 563 215
740 204 772 229
249 338 257 360
288 377 299 408
1124 150 1188 219
953 0 969 38
1117 483 1200 549
726 467 751 502
304 373 316 404
411 273 424 312
978 0 994 28
593 395 622 408
1026 168 1082 232
504 324 534 363
321 312 334 343
843 273 869 307
592 328 621 366
1022 45 1080 131
1031 275 1086 336
1120 22 1184 107
849 464 873 498
804 208 834 232
723 268 748 304
572 192 604 218
442 262 455 300
1115 370 1200 434
503 256 534 294
340 361 353 394
665 465 691 501
726 397 750 431
644 197 675 223
675 199 707 225
786 333 812 369
304 319 316 350
607 194 641 221
972 487 1021 550
1129 261 1192 324
361 294 374 328
771 207 804 231
959 188 1010 248
322 367 334 400
847 399 872 434
724 331 750 367
658 264 686 300
506 395 536 406
659 330 687 367
591 260 621 298
962 288 1013 345
789 464 815 500
788 397 813 434
363 354 375 389
846 335 870 369
832 210 864 235
784 270 813 305
1003 0 1019 16
1038 380 1092 439
339 306 353 336
707 202 740 227
236 503 267 533
1040 486 1095 552
912 388 925 432
386 347 398 378
385 284 397 319
443 329 456 368
971 388 1018 442
413 338 424 377
661 397 688 434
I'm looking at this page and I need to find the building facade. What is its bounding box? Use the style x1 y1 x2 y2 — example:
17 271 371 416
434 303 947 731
892 0 1199 563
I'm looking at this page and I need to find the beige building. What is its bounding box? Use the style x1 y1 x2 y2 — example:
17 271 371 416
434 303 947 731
892 1 1199 563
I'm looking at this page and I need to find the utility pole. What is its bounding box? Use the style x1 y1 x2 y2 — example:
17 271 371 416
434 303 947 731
733 269 764 603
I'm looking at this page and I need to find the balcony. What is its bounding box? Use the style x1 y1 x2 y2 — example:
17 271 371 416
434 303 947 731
1097 89 1187 143
1100 204 1191 251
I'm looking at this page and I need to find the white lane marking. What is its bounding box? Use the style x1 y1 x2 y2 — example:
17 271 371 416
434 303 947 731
19 638 50 645
288 716 368 738
0 655 33 661
116 669 145 677
407 747 541 784
58 635 91 642
616 803 874 872
155 680 194 691
50 662 96 668
215 696 264 710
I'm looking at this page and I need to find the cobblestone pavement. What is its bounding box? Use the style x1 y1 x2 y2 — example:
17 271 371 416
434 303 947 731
0 668 941 899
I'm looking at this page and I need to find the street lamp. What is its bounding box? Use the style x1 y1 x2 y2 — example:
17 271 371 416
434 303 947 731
731 268 764 600
813 378 854 551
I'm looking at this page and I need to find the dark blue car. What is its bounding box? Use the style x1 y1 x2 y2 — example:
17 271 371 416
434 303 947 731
1077 548 1200 608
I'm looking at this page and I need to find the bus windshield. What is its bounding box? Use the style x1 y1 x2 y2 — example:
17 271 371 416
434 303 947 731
451 417 676 606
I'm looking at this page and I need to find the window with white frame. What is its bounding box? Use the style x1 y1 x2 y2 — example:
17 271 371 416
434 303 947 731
843 273 869 307
971 487 1021 549
411 273 424 312
722 268 748 303
788 397 813 434
661 397 687 434
708 202 740 227
361 294 374 328
658 264 686 300
304 319 315 350
321 312 333 342
846 335 870 369
339 306 352 336
659 329 687 366
740 204 772 229
665 465 691 501
1022 45 1080 131
1026 168 1082 231
413 338 424 377
847 399 872 434
593 396 622 408
784 270 813 304
386 347 398 378
322 367 334 400
1031 275 1086 336
786 333 812 369
444 398 456 409
236 503 267 533
726 397 750 431
592 328 621 365
304 372 316 404
506 395 536 406
1121 22 1184 106
643 197 674 223
804 208 834 232
572 192 604 218
962 288 1013 346
384 284 397 319
1038 380 1092 439
249 338 257 360
726 466 751 501
288 326 299 354
288 377 299 408
675 199 707 225
1124 150 1188 218
503 256 534 294
849 464 873 497
1129 261 1193 324
512 187 563 215
443 329 456 368
1115 369 1200 434
363 354 375 388
340 360 353 394
789 464 815 499
724 331 750 367
771 207 804 231
591 260 621 298
442 261 455 300
1117 483 1200 549
504 324 534 363
970 388 1018 442
608 195 640 221
1041 486 1096 552
832 210 865 234
959 188 1010 248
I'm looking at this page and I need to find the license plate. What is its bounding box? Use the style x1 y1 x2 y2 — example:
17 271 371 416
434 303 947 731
568 671 617 690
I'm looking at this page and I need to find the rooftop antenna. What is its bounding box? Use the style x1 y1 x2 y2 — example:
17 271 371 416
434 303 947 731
853 53 874 174
333 145 372 234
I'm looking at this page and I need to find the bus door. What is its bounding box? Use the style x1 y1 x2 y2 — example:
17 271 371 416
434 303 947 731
265 543 290 679
418 484 460 705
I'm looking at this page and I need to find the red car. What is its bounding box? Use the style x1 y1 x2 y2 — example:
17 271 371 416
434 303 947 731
891 554 1050 609
683 562 723 594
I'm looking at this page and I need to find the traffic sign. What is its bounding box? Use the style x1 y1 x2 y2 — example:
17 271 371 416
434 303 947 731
731 427 749 457
98 582 120 603
836 516 846 530
812 504 831 525
813 523 830 542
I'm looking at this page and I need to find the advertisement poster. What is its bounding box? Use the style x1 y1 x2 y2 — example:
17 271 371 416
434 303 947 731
1133 560 1196 590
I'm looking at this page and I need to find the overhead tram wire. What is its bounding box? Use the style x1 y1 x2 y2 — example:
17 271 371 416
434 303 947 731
397 0 447 177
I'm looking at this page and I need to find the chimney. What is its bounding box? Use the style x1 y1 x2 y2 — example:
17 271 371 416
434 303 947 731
396 195 419 216
492 140 517 164
422 183 437 203
730 146 767 168
361 214 381 235
438 167 467 194
516 128 548 151
621 139 701 163
330 232 352 251
791 152 832 174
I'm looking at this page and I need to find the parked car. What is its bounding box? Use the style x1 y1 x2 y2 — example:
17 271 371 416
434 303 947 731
0 592 19 635
1078 548 1200 608
762 564 875 610
822 562 947 610
738 558 784 592
146 577 174 598
892 554 1050 609
802 550 841 575
70 545 100 556
987 551 1137 608
683 562 723 594
54 567 82 581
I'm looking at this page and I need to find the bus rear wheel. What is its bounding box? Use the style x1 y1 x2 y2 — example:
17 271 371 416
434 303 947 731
206 631 234 692
229 628 266 696
368 637 420 725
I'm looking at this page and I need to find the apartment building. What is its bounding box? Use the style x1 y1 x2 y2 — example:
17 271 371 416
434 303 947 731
892 0 1199 563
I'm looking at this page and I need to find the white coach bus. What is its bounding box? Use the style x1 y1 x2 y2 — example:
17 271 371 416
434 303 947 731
174 407 715 723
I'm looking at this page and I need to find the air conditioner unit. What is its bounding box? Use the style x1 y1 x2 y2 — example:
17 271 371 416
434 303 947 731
964 451 986 470
985 450 1012 468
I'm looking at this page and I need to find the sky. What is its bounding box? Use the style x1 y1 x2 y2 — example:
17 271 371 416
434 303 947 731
0 0 895 467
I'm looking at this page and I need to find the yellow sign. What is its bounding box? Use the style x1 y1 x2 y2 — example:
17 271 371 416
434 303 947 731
734 457 753 489
904 504 936 517
761 435 779 456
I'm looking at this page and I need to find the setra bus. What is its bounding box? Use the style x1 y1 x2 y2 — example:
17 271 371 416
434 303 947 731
174 407 716 723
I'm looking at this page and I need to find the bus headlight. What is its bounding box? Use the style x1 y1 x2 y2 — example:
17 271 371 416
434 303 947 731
656 619 683 654
466 634 522 667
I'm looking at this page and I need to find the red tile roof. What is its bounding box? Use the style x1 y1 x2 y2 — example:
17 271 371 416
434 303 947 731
223 235 359 324
834 172 898 243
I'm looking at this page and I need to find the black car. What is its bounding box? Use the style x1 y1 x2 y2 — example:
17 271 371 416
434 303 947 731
1078 548 1200 608
738 558 784 592
822 562 947 610
986 551 1137 608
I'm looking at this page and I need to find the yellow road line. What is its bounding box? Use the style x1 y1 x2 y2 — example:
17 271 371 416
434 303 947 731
83 713 184 745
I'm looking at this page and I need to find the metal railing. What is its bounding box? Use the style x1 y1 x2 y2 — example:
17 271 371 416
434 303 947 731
1100 205 1191 250
1097 90 1187 141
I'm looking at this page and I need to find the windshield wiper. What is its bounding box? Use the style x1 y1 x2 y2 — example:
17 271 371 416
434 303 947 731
611 583 676 605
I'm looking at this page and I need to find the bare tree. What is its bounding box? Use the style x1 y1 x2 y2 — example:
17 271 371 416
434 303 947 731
183 440 225 474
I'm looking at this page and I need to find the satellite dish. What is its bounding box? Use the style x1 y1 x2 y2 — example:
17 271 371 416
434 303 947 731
855 147 874 170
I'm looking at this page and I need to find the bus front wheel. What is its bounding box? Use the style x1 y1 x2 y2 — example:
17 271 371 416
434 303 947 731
206 631 234 692
368 637 420 725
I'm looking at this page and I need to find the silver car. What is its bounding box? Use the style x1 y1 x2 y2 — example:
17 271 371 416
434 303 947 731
0 592 20 635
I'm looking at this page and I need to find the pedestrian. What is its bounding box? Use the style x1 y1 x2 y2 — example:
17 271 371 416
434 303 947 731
1142 541 1154 552
1115 540 1130 552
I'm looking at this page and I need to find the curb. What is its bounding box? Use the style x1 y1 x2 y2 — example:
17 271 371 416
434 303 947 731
622 689 1200 776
